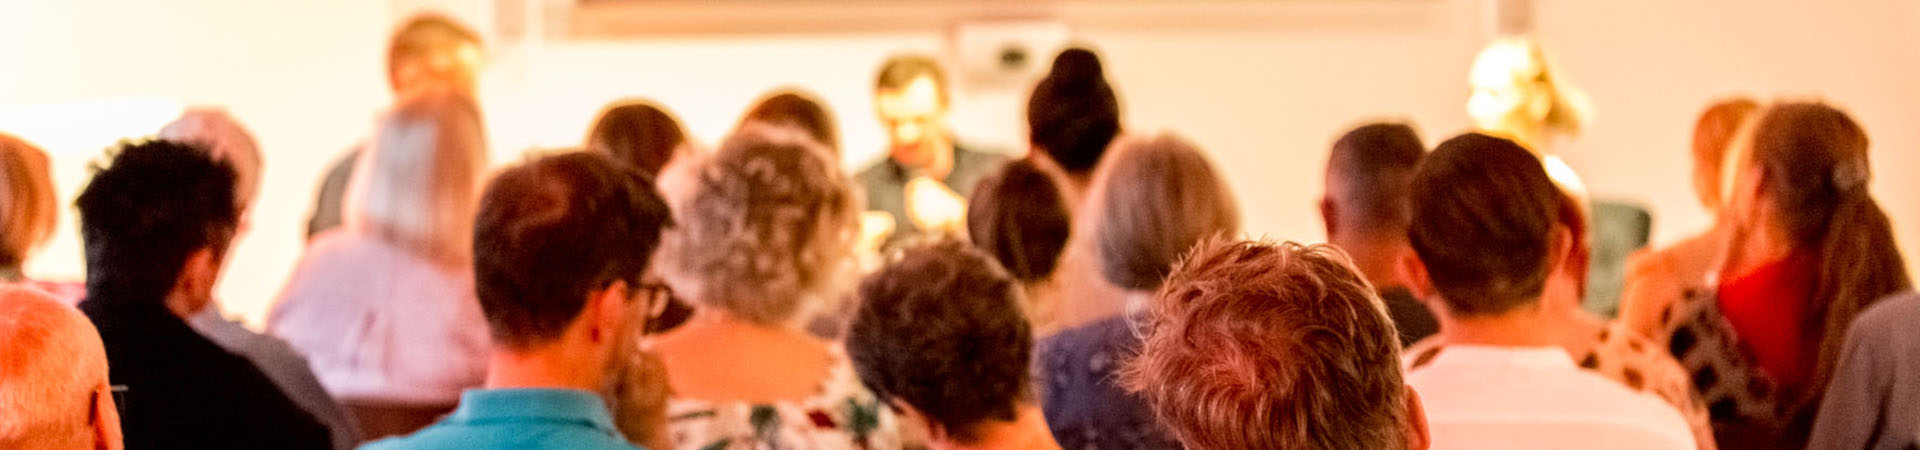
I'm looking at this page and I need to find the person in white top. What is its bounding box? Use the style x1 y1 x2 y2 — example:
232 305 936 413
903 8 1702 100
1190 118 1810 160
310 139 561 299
1397 133 1694 450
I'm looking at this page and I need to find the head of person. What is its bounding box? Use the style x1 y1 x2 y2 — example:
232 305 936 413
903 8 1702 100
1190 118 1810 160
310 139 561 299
1027 47 1121 181
847 239 1033 446
657 124 857 327
387 13 483 101
1466 36 1589 147
0 287 123 450
587 99 688 178
158 107 263 214
0 133 57 273
1319 122 1425 281
473 151 671 371
1402 133 1568 318
1721 101 1911 398
740 88 839 155
1091 133 1241 293
966 159 1071 286
873 54 951 168
345 91 488 268
1122 239 1428 450
76 140 238 312
1689 97 1760 215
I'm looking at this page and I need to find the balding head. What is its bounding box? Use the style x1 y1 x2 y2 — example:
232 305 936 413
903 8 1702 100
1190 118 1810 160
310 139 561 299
160 108 264 212
0 287 121 450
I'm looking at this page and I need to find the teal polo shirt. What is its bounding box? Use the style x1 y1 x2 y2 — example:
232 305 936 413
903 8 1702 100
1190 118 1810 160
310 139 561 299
361 388 642 450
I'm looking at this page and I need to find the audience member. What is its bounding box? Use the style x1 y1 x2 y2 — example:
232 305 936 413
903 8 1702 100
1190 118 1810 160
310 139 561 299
1318 122 1437 347
1026 47 1121 201
858 53 1007 246
269 92 491 439
848 239 1062 450
76 140 331 449
160 108 364 449
1399 133 1694 450
740 88 840 154
308 13 483 238
1122 239 1431 450
1630 102 1911 449
0 286 123 450
967 159 1073 336
587 99 689 179
0 133 60 287
366 151 672 449
651 125 902 449
1624 97 1761 315
1038 133 1238 450
1808 291 1920 449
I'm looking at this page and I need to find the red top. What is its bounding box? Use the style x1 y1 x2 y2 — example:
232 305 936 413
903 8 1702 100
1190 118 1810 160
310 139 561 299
1716 252 1821 390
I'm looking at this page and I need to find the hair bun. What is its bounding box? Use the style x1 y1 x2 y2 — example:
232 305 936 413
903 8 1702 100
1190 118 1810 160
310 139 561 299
1046 48 1105 86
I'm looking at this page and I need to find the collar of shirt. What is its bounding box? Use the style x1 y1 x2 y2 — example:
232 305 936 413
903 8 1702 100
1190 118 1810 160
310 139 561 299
447 388 621 436
1419 344 1578 371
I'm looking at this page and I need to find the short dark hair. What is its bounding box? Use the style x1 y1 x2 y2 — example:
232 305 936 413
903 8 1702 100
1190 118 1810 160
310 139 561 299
1407 133 1560 316
387 13 482 90
874 54 948 105
473 151 672 350
847 239 1031 445
740 89 839 154
1027 48 1120 176
966 159 1071 283
587 100 687 178
76 140 238 301
1123 239 1410 450
1325 123 1425 234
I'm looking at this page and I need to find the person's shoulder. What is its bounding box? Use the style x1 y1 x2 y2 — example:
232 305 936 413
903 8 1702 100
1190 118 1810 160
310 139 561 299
1852 291 1920 334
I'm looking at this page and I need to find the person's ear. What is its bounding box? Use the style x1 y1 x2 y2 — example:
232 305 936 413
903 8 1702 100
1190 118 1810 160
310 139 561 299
589 280 631 345
1547 225 1575 279
888 399 949 444
92 382 123 450
1319 196 1339 241
1397 247 1436 303
1403 386 1431 450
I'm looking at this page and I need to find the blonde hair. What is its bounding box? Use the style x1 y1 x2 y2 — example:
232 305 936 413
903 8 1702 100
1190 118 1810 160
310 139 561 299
1089 133 1241 291
0 286 113 449
657 124 857 326
0 134 57 271
159 107 264 210
1473 36 1593 136
345 92 488 267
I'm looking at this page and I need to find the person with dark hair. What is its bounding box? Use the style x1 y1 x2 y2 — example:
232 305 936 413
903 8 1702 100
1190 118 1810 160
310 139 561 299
366 151 672 450
1399 133 1693 450
76 140 331 449
740 88 839 154
1122 239 1431 450
588 99 688 178
1629 102 1911 449
967 159 1072 336
1026 47 1120 197
308 12 484 239
847 240 1061 450
1318 122 1436 347
858 53 1007 247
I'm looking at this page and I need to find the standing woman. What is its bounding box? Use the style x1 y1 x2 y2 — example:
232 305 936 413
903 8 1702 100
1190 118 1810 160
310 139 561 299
1631 102 1910 449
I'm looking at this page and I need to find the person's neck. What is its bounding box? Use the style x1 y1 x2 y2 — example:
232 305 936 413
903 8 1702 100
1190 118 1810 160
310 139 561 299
1330 233 1405 289
1437 301 1560 348
936 405 1062 450
485 344 605 392
1723 222 1797 279
163 291 205 321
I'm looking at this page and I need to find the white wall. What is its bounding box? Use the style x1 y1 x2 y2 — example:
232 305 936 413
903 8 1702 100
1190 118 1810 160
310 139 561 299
1 0 1913 327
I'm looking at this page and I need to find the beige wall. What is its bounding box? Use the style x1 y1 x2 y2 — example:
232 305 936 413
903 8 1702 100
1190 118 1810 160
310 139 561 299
0 0 1913 326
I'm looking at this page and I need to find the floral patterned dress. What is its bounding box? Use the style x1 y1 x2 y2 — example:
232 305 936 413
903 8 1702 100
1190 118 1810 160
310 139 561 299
665 349 901 450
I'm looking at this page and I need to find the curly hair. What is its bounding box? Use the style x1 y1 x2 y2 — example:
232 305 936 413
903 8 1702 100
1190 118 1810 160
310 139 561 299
658 124 858 326
1122 239 1410 450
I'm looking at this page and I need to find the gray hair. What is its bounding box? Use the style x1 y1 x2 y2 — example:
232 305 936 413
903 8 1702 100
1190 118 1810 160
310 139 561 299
344 92 488 267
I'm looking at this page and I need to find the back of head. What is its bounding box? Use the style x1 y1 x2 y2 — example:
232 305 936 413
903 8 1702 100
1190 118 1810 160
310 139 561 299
1092 133 1240 291
1690 97 1760 211
587 100 687 178
966 159 1072 283
0 133 58 271
1407 133 1560 316
847 239 1031 445
658 124 856 326
77 140 238 302
740 89 839 154
474 151 672 350
159 107 264 210
0 287 114 449
387 13 483 95
1122 239 1409 450
1324 122 1426 239
1743 102 1911 402
1470 36 1589 137
1027 47 1121 176
874 54 948 105
348 91 488 267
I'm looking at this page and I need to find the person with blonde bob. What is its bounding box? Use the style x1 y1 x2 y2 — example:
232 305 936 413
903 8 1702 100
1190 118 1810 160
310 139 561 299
269 92 492 440
0 133 58 286
648 124 901 449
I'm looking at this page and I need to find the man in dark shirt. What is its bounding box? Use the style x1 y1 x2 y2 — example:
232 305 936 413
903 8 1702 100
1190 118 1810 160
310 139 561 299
1320 122 1439 347
858 54 1006 248
77 140 330 449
